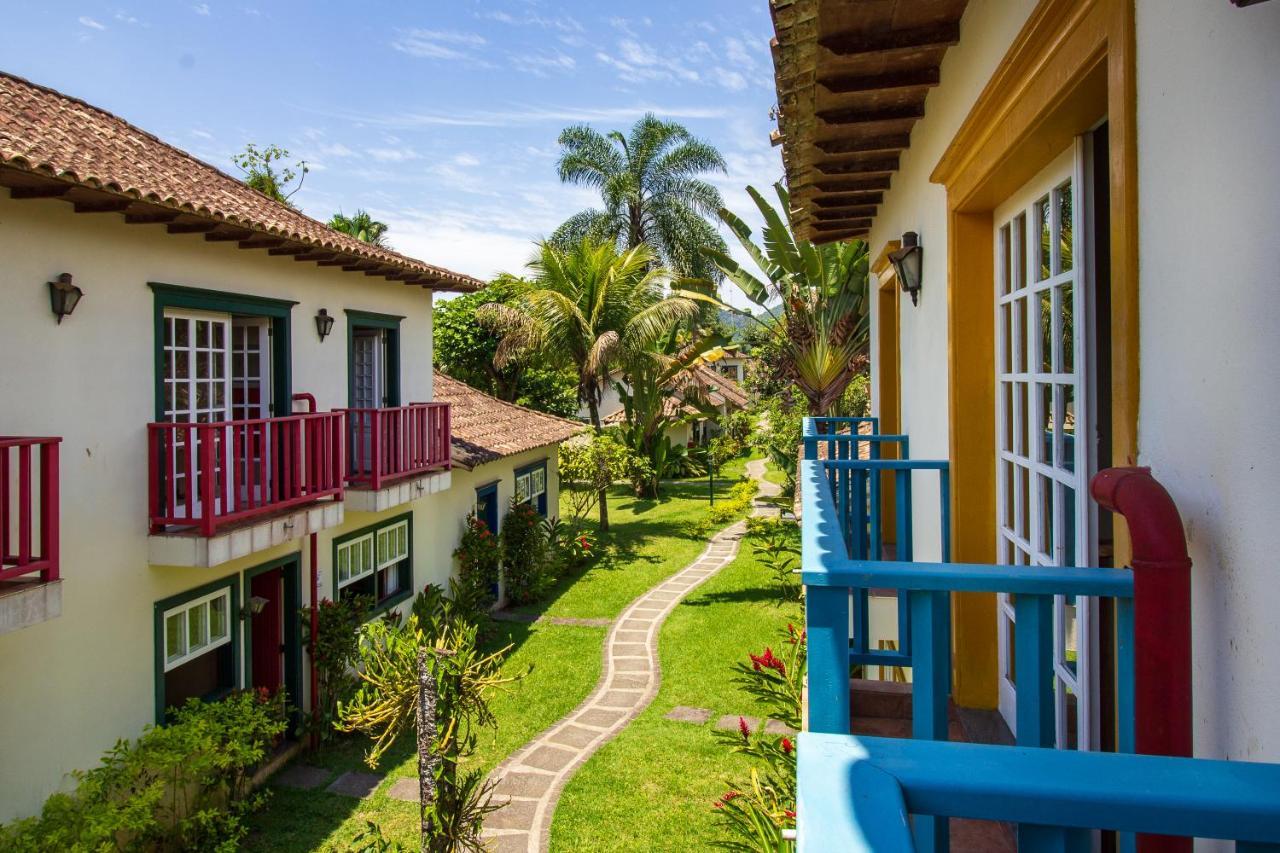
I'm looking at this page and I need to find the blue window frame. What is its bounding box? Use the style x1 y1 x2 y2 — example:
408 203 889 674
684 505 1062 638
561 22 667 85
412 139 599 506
475 481 500 533
514 460 549 516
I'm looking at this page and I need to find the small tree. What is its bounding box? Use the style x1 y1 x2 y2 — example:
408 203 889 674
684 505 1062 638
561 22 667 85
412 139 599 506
557 435 630 533
231 143 308 206
337 605 524 851
330 209 390 247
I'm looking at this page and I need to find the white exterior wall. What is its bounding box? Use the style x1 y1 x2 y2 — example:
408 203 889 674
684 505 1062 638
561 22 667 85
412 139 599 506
0 192 450 819
867 0 1038 562
1134 0 1280 762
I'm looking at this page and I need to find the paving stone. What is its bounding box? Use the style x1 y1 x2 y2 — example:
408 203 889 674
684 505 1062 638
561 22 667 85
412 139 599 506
764 719 797 735
386 776 420 802
613 658 648 672
716 714 761 733
522 744 577 772
619 619 652 632
546 616 613 627
610 673 650 689
599 689 643 707
326 771 383 798
484 833 532 853
576 707 627 728
665 706 713 724
614 629 647 642
611 642 647 657
493 771 554 799
647 591 678 602
630 606 664 616
549 724 600 749
483 798 539 830
272 764 330 790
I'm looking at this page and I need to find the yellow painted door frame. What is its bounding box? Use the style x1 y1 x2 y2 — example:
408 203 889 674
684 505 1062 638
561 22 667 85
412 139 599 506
872 243 903 551
930 0 1139 710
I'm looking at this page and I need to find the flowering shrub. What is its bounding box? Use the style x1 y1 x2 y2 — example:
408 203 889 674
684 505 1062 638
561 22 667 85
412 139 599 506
543 515 598 574
1 690 287 852
713 624 807 852
500 499 553 605
453 513 501 607
695 479 759 536
300 594 371 739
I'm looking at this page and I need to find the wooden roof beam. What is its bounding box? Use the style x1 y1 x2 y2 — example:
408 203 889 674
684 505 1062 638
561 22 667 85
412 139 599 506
812 218 874 231
294 251 337 262
819 67 941 95
812 205 879 220
815 156 900 176
812 191 884 207
125 210 181 224
814 134 911 156
810 176 892 193
316 258 348 267
238 236 286 249
9 184 73 199
167 221 220 234
817 103 925 127
343 262 381 272
205 228 256 242
73 198 133 213
819 22 960 57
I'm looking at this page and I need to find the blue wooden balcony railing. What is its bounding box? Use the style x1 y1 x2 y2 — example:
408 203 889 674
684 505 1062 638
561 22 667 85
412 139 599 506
798 416 1280 852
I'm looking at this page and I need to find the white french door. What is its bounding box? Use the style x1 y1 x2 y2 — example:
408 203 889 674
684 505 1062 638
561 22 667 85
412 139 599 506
993 139 1098 750
232 318 273 505
163 310 232 516
351 329 386 472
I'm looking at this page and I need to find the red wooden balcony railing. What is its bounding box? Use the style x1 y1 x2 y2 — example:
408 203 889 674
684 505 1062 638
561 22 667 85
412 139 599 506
0 437 60 583
343 403 451 491
148 412 345 537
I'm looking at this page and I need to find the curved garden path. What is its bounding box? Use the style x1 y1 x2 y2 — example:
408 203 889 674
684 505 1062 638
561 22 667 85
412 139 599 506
481 459 780 852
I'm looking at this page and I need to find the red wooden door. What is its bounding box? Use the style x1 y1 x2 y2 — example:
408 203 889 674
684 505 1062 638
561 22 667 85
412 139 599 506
250 569 284 691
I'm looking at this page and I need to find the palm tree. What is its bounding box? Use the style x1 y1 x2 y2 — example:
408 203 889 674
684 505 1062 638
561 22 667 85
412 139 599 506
479 239 699 530
685 183 871 416
329 209 390 248
552 114 729 281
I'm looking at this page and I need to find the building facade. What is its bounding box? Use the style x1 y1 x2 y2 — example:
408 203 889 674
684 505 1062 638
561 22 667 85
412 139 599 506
773 0 1280 768
0 72 580 821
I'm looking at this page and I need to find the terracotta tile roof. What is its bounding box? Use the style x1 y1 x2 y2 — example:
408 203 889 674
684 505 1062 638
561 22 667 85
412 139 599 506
690 364 749 409
602 396 694 425
434 371 587 469
0 71 481 291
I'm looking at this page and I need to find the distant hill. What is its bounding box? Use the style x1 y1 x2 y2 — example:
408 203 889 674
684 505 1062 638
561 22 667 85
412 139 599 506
718 308 753 340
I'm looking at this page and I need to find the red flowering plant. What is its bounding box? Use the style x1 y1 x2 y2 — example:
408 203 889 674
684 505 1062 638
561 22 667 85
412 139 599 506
712 623 807 851
454 512 502 607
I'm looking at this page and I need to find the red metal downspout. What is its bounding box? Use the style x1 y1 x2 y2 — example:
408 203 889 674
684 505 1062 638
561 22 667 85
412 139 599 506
1091 467 1192 853
309 531 320 750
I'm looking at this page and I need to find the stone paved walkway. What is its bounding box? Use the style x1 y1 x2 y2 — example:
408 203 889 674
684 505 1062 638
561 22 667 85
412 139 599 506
480 459 780 852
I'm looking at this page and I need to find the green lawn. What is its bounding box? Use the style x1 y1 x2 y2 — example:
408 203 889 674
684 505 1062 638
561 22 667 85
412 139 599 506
245 455 758 851
550 523 803 852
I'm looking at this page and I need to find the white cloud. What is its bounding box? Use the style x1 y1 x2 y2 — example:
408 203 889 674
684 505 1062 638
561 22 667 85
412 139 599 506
317 142 355 158
301 102 729 129
509 49 576 76
713 68 748 92
481 10 582 34
367 146 420 163
78 15 106 30
391 28 487 62
192 3 210 16
190 128 214 140
452 153 480 167
113 10 141 25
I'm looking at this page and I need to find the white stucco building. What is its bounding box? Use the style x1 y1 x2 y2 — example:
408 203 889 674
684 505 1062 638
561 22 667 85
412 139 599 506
0 71 579 821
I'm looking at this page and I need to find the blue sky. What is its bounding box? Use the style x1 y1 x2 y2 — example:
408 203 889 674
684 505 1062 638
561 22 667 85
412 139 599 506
4 1 782 306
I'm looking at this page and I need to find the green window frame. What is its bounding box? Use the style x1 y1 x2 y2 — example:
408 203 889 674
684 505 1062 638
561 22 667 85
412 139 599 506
514 459 549 517
153 574 241 723
345 309 403 408
149 282 295 421
332 511 414 616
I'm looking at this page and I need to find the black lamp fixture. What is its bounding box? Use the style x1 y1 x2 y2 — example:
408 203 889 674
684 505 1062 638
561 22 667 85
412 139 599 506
315 308 335 341
48 273 83 324
888 232 923 306
240 595 270 620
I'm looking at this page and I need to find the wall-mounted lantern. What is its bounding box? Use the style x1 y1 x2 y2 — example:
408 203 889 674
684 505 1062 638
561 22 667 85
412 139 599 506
240 595 269 620
48 273 83 324
888 232 923 306
315 308 335 341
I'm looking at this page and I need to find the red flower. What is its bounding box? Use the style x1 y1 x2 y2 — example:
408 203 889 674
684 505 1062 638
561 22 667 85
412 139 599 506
738 716 751 741
784 810 796 820
780 737 793 755
722 790 740 802
749 647 787 677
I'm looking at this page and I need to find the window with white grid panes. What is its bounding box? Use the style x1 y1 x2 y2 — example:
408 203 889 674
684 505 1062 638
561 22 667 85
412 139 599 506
335 517 411 609
993 139 1098 751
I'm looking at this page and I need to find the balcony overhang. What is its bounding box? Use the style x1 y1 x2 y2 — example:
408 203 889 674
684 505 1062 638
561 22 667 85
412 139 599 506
0 579 62 635
148 500 344 568
344 468 451 514
770 0 969 242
